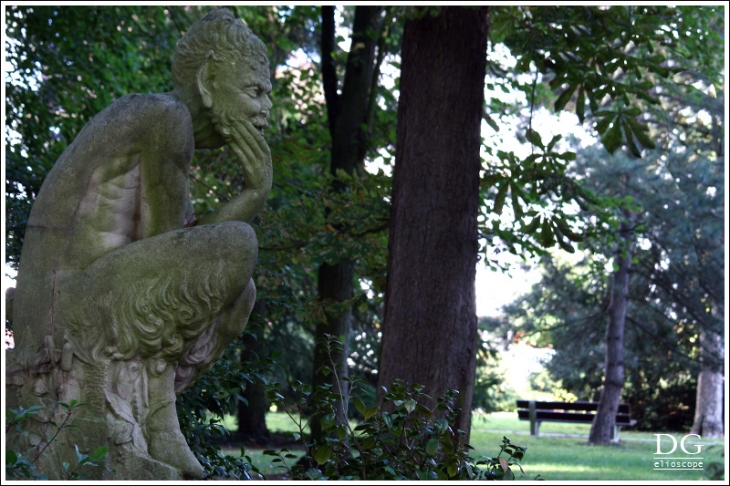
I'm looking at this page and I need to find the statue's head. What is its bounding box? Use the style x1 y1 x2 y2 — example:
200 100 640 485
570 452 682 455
172 8 272 137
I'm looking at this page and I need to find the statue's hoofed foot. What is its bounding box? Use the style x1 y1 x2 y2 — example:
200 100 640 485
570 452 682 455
148 429 206 479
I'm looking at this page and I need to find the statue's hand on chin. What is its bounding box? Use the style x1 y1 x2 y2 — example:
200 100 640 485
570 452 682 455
225 118 272 174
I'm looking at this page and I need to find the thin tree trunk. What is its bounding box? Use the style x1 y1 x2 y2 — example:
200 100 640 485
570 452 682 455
590 214 635 444
311 6 383 444
236 309 270 443
690 310 724 438
377 6 488 443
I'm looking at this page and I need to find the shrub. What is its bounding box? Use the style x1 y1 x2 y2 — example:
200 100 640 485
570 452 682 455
262 335 535 480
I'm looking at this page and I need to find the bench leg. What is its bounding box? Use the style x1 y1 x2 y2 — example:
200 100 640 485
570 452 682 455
611 425 621 443
529 401 540 437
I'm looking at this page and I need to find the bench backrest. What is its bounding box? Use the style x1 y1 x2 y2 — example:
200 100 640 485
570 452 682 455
516 409 635 425
515 400 631 414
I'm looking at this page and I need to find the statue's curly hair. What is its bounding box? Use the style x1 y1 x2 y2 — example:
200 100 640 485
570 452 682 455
171 8 268 91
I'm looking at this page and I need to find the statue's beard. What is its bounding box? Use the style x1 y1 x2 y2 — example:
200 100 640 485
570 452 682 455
209 103 268 142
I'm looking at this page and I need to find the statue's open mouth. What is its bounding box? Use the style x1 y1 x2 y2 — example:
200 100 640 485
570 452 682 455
251 114 268 136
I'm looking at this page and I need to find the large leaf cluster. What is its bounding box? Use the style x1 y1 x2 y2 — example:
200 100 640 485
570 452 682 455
493 6 683 154
478 6 722 269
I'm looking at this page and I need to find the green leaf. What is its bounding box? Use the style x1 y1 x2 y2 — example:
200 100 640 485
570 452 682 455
493 182 508 215
594 113 615 135
313 445 331 465
353 396 366 415
526 129 544 149
540 220 554 248
7 449 18 465
321 413 335 430
557 235 576 253
547 134 562 152
625 125 642 157
556 151 577 161
627 118 656 149
588 91 599 113
556 220 583 242
601 122 623 154
89 446 108 460
364 406 379 421
426 438 440 456
554 84 577 111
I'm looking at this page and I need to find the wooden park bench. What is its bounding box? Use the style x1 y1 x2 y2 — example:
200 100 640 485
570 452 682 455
516 400 637 442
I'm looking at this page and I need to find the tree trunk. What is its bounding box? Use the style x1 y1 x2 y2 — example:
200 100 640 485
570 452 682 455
690 313 724 438
590 215 634 444
311 6 383 444
377 6 488 442
236 320 270 443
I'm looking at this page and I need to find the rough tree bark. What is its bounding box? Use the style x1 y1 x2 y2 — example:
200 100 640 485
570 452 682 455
311 6 384 444
377 6 488 442
589 213 635 444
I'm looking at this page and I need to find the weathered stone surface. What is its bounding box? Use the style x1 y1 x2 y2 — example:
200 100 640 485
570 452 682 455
5 8 272 479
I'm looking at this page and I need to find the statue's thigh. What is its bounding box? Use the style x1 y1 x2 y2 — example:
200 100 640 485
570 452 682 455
78 222 256 292
60 222 258 360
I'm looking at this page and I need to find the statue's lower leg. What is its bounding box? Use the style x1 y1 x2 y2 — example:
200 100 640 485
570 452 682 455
144 359 206 479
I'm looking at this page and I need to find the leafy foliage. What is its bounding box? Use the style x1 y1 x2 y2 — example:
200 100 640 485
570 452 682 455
480 6 723 271
176 331 279 479
5 400 111 480
262 336 534 480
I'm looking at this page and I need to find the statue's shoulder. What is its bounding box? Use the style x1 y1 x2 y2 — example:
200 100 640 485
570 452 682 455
99 93 191 125
81 94 193 149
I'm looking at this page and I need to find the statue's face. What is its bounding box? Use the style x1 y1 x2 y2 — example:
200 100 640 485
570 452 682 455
210 56 272 135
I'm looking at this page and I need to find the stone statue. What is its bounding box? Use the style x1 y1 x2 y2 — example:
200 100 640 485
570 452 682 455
5 8 271 480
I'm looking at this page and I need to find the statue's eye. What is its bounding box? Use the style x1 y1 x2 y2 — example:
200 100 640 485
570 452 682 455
243 86 258 97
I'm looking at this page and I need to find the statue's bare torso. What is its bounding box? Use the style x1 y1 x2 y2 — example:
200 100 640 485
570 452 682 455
31 94 192 268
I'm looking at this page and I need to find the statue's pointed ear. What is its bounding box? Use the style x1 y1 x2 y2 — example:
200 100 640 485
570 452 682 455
196 51 215 109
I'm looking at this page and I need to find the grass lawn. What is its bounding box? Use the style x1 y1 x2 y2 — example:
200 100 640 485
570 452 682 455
471 413 724 481
224 411 725 481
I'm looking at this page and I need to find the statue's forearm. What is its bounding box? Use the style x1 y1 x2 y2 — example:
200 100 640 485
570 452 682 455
199 188 269 225
198 121 272 225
